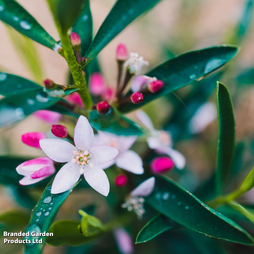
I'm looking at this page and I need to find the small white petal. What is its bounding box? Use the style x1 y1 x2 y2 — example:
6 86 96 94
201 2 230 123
90 146 119 164
99 159 115 169
156 146 186 169
116 151 144 175
114 228 133 254
19 176 47 185
117 136 137 152
40 139 75 163
136 110 154 131
147 136 162 149
131 177 155 197
51 162 80 194
74 115 94 150
83 165 110 196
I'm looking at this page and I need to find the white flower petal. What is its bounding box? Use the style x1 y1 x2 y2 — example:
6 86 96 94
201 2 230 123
156 146 186 169
19 176 47 185
40 139 75 163
136 110 154 131
147 136 162 149
74 115 94 150
131 177 155 197
90 146 119 164
51 162 80 194
117 136 137 152
99 159 115 169
116 151 144 175
84 165 110 196
114 228 133 254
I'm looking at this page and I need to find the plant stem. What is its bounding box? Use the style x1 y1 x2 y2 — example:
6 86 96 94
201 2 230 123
59 32 93 109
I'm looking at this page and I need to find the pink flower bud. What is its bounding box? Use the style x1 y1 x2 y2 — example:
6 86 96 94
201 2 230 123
148 80 164 93
66 92 84 107
130 92 144 104
130 75 149 92
89 73 106 95
97 101 111 114
116 43 128 61
51 124 68 138
34 110 62 124
16 157 55 185
151 157 174 174
114 228 133 254
21 132 46 149
102 87 116 101
43 79 54 89
115 174 127 187
70 32 81 47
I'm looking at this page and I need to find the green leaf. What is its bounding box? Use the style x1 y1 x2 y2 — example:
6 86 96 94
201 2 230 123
84 0 161 64
0 0 57 50
0 210 30 235
118 46 238 113
47 0 87 33
79 210 104 237
146 176 254 245
0 72 40 96
136 214 178 244
216 82 235 194
24 179 80 254
47 220 90 246
89 108 144 136
0 87 76 128
236 68 254 85
73 0 93 57
238 167 254 194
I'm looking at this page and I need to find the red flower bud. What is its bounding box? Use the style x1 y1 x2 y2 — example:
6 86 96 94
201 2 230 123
115 174 127 187
97 101 111 114
148 80 164 93
51 124 68 138
70 32 81 47
116 43 128 61
21 132 46 149
130 92 144 104
151 157 174 174
43 79 54 89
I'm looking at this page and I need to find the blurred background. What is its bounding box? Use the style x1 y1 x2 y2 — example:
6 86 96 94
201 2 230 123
1 0 254 253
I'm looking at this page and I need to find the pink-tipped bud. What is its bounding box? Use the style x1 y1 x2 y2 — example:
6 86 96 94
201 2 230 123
116 43 128 61
89 73 106 95
70 32 81 47
34 110 62 124
148 80 164 93
51 124 67 138
115 174 127 187
43 79 54 89
21 132 46 149
151 157 174 174
97 101 111 114
130 92 144 104
102 87 116 101
66 92 84 107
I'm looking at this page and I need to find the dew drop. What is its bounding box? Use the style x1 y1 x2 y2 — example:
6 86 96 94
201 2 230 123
44 212 50 216
185 206 189 210
27 98 35 105
189 74 196 79
155 192 161 200
48 207 52 211
0 2 5 12
48 89 65 97
43 196 52 204
0 73 7 82
43 209 46 212
50 202 53 205
83 15 88 21
205 59 223 74
53 43 62 53
36 91 49 103
35 219 39 222
171 194 176 199
13 16 19 22
162 192 170 200
36 212 41 217
177 202 182 206
20 20 32 30
25 224 41 246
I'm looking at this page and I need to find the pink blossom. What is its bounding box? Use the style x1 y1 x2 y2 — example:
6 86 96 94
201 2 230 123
66 92 84 107
89 73 105 95
34 110 62 124
115 174 128 187
21 132 46 149
102 87 116 101
151 157 174 174
116 43 128 61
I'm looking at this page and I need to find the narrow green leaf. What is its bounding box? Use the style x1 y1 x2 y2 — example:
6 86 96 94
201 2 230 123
89 108 144 136
0 0 57 50
0 87 77 128
47 0 87 33
118 46 238 113
146 176 254 245
46 220 90 246
24 179 80 254
85 0 161 64
73 0 93 57
136 214 178 244
0 72 40 96
216 82 235 194
236 68 254 85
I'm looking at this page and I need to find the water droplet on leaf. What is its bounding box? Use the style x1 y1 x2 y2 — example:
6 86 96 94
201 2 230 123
83 15 88 21
189 74 196 79
162 192 170 200
43 196 52 204
25 224 41 246
0 2 5 12
185 206 189 210
13 16 19 22
36 91 49 103
20 20 32 30
0 73 7 82
44 212 49 216
36 212 41 217
27 99 35 105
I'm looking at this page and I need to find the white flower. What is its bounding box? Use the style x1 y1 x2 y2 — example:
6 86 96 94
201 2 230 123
124 52 149 75
130 75 157 92
94 131 144 175
122 177 155 219
136 110 186 169
39 116 119 196
188 102 217 134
